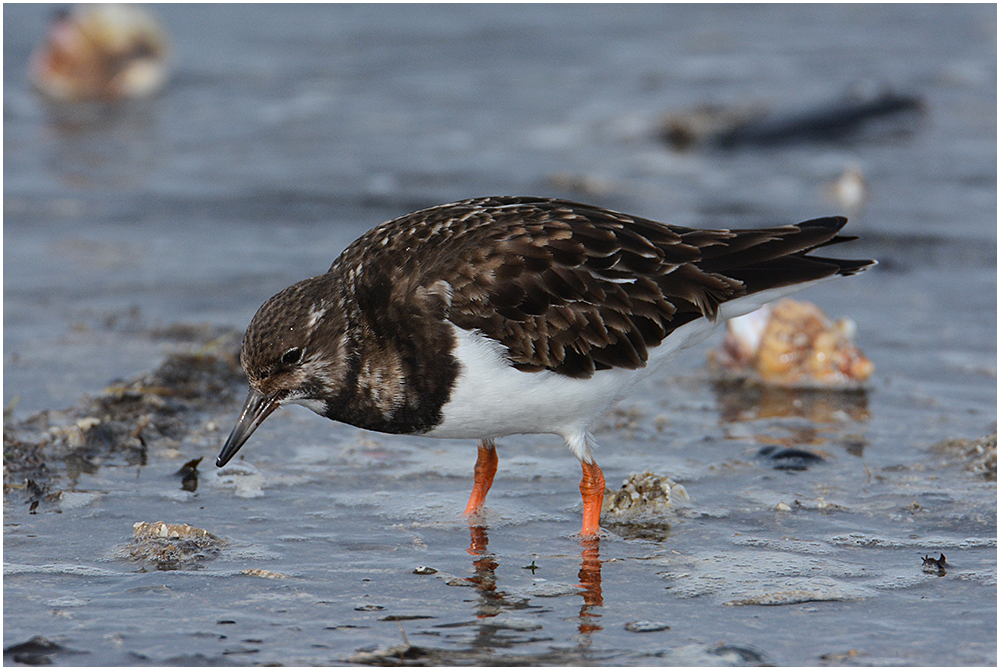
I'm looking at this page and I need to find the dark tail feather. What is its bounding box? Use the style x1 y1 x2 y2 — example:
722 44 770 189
810 255 876 276
696 217 843 269
698 216 875 296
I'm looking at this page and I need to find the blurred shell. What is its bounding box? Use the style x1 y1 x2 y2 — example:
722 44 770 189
28 4 170 102
710 299 874 388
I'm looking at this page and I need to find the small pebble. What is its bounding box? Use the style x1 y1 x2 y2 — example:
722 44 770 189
240 568 288 579
625 620 671 633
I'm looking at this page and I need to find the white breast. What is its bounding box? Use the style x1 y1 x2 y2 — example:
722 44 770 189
426 326 634 442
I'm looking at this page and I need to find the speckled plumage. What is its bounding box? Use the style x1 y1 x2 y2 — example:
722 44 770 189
217 196 874 536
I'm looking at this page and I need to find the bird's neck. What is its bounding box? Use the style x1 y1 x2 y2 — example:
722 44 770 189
324 284 461 436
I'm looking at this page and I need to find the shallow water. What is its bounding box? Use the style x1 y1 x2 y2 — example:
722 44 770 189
3 4 997 666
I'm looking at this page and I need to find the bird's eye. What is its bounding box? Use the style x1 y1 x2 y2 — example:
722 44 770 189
281 347 303 366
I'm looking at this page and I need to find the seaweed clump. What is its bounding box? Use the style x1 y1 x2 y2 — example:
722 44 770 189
3 331 244 506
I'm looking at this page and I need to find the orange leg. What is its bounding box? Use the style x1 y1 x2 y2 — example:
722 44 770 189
579 459 606 538
464 439 498 516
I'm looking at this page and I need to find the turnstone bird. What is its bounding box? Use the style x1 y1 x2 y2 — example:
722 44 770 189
216 196 874 537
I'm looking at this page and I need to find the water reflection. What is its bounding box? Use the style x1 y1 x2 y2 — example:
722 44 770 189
40 103 162 189
464 526 604 639
712 381 871 462
576 538 603 637
465 525 504 619
712 380 870 424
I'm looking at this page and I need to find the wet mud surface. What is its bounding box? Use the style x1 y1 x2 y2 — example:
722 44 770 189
4 340 996 664
4 4 997 666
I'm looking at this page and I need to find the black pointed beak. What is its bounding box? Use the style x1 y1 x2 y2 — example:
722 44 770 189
216 389 280 467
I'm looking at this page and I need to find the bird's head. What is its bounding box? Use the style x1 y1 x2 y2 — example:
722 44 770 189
216 277 348 467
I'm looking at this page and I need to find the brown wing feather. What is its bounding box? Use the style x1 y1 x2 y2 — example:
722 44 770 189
334 196 873 380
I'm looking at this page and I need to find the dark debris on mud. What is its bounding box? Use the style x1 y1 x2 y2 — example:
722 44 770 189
347 640 768 666
347 642 620 667
3 635 89 666
3 328 245 508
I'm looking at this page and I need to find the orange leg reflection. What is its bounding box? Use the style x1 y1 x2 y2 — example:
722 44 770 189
466 525 503 618
467 524 490 557
577 538 603 635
